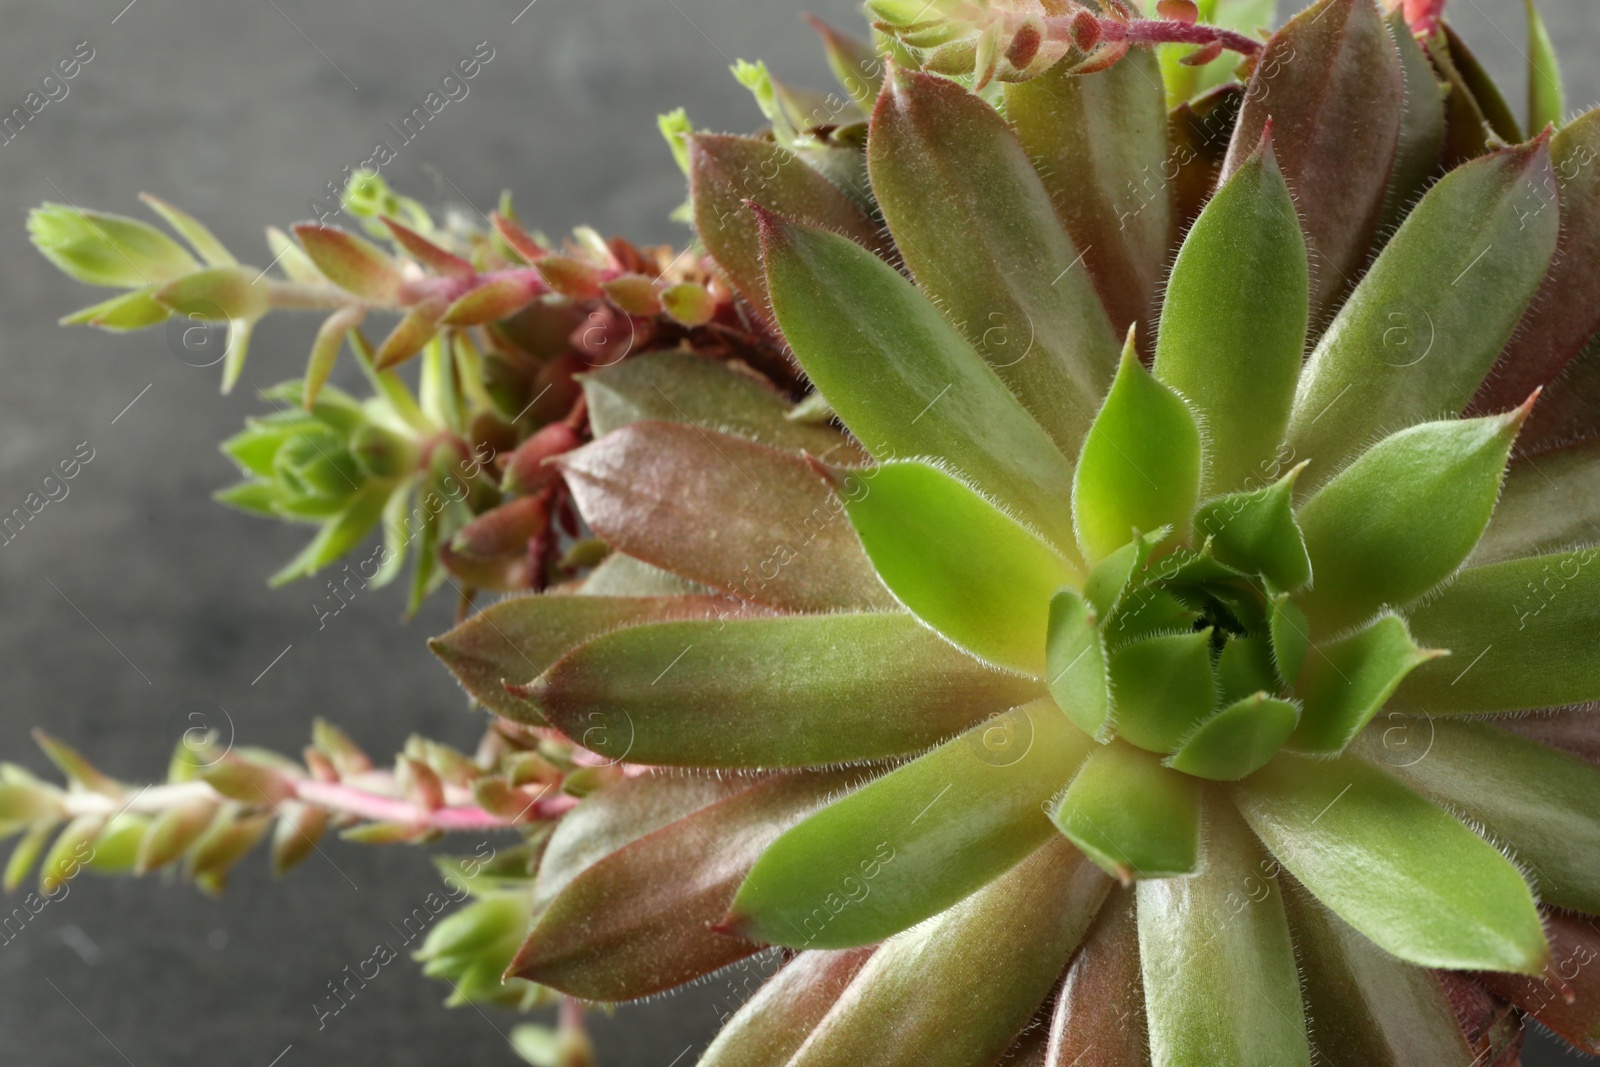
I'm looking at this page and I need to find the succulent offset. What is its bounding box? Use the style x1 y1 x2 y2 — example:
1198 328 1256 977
15 0 1600 1064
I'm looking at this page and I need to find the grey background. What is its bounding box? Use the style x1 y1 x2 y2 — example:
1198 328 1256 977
0 1 1591 1064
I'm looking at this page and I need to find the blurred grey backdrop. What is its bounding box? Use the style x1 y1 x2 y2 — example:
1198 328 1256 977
0 1 1592 1064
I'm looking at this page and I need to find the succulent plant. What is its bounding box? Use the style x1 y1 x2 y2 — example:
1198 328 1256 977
17 0 1600 1064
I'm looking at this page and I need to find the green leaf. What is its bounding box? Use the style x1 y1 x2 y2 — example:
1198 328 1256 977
1288 139 1558 481
580 351 853 456
138 193 235 267
869 65 1120 462
1073 339 1203 565
5 823 54 893
1168 694 1300 781
1294 410 1525 633
757 207 1078 552
524 614 1040 768
1046 887 1147 1067
213 482 281 518
1192 465 1311 590
1226 0 1402 319
1283 878 1477 1067
1398 549 1600 713
290 223 403 303
1474 439 1600 565
1475 109 1600 414
688 133 883 314
1138 798 1310 1067
724 698 1092 949
1005 47 1170 338
1156 129 1307 495
1441 26 1523 146
1353 719 1600 914
699 948 874 1067
1289 615 1437 754
512 771 849 1000
1107 630 1215 754
1234 753 1549 974
1052 740 1201 880
29 203 200 288
1046 590 1111 741
1525 0 1564 134
1269 591 1310 687
267 484 388 587
560 422 890 613
1380 8 1448 234
60 287 170 331
428 594 737 723
806 16 883 112
837 460 1076 673
784 839 1110 1067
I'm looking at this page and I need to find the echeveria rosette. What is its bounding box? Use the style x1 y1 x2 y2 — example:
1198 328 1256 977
422 4 1600 1065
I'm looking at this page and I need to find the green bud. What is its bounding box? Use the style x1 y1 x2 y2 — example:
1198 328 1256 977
274 431 364 501
349 424 419 481
29 203 200 288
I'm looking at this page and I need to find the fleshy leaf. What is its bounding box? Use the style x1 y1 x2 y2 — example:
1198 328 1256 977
1269 591 1310 687
1475 110 1600 414
837 460 1076 673
290 223 403 303
1138 798 1311 1067
1052 740 1201 880
688 134 882 314
531 772 748 914
560 423 890 613
1234 753 1549 975
1475 440 1600 564
699 949 875 1067
806 16 883 112
869 65 1120 462
1476 909 1600 1056
1288 140 1558 480
1294 410 1525 633
1380 8 1448 233
1004 46 1170 338
1283 878 1477 1067
524 614 1040 768
1073 337 1203 565
1107 630 1215 754
29 204 200 288
512 771 849 1000
1192 465 1311 590
1397 549 1600 713
1046 887 1147 1067
1526 0 1564 134
757 207 1078 551
1156 129 1308 495
723 698 1092 949
1289 614 1437 754
1353 719 1600 914
427 594 738 722
1225 0 1403 320
1045 590 1111 741
1168 694 1300 781
580 351 852 455
785 839 1109 1067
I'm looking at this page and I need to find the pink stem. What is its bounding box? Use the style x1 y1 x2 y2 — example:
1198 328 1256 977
1094 17 1263 56
293 778 572 830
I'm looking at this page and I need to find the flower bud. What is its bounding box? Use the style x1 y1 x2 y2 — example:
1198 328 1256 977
29 204 200 288
502 423 581 494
